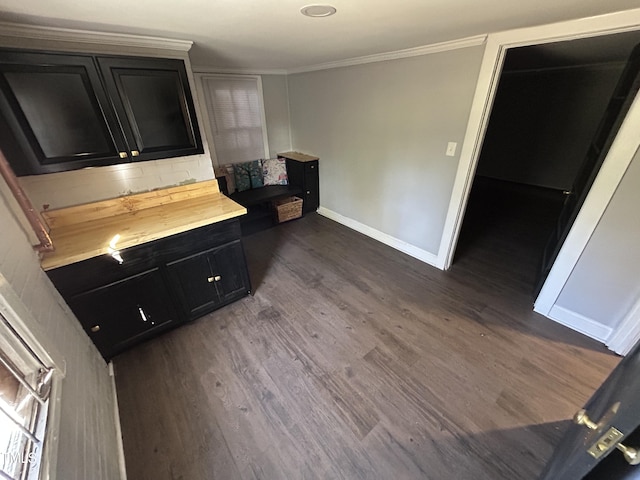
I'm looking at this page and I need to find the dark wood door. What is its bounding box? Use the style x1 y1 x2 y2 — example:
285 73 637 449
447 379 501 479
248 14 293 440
0 50 128 175
535 43 640 295
166 240 250 320
209 241 251 304
68 268 179 359
97 56 203 162
539 341 640 479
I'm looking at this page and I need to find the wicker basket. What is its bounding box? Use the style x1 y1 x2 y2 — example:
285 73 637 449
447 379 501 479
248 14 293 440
273 196 303 223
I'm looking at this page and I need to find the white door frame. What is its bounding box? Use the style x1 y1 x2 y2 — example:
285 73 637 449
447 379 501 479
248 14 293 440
607 297 640 355
436 9 640 319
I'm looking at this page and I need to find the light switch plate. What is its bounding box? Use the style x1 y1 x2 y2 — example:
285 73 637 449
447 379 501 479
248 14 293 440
446 142 457 157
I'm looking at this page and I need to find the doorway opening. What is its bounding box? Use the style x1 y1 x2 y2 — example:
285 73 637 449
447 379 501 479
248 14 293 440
453 30 640 299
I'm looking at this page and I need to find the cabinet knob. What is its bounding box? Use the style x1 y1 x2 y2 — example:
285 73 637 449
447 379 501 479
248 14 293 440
310 165 315 169
90 325 101 333
208 275 222 283
131 150 140 157
307 191 311 195
119 152 128 159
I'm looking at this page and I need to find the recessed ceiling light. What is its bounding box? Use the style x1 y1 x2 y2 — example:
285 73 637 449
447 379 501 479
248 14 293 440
300 5 337 17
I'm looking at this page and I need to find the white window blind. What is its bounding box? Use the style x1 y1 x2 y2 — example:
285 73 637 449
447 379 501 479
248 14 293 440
200 75 268 165
0 312 53 480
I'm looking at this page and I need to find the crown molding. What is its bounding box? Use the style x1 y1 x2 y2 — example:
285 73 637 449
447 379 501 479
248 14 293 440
0 21 193 52
192 66 288 75
287 34 487 74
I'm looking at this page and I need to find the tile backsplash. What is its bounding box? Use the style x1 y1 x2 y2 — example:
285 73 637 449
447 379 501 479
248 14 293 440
19 154 215 211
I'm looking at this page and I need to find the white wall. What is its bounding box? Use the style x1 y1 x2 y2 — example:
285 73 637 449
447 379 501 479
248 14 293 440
0 183 122 480
262 74 292 158
287 46 484 257
555 146 640 331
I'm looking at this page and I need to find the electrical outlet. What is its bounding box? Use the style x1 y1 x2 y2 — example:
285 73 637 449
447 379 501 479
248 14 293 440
446 142 457 157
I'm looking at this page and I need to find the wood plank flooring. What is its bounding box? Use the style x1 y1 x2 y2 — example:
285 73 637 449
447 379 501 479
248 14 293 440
114 205 619 480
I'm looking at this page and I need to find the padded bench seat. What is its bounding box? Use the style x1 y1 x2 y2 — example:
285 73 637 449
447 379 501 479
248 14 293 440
229 185 303 207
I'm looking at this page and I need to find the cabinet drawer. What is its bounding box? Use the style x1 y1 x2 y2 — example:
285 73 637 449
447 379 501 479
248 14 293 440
304 161 319 183
68 268 179 359
47 243 158 296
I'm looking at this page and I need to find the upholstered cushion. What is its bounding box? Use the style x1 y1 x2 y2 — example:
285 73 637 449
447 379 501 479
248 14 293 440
225 164 236 193
262 158 288 186
233 160 264 192
247 159 264 188
233 162 251 192
216 164 236 194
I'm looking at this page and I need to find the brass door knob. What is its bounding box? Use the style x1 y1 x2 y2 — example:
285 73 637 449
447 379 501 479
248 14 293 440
90 325 100 333
617 443 640 465
575 409 640 465
574 409 598 430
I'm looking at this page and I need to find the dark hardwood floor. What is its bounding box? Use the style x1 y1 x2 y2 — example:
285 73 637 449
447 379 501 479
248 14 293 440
454 175 566 300
114 203 619 480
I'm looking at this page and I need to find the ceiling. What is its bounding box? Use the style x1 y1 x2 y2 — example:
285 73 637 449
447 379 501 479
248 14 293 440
0 0 639 71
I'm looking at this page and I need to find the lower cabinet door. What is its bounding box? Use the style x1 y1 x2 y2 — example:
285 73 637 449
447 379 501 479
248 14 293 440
166 240 250 320
68 268 179 359
210 241 251 304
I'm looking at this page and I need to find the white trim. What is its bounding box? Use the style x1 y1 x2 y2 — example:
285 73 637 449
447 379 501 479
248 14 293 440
436 9 640 337
287 35 487 74
193 73 220 167
606 297 640 356
534 105 640 315
0 21 192 52
0 274 61 371
548 305 613 343
108 362 128 480
438 9 640 273
318 206 439 267
256 76 271 160
0 273 63 480
435 34 508 270
192 66 288 76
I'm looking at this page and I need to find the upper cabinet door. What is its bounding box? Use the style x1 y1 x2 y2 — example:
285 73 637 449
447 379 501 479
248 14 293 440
97 56 203 162
0 51 129 175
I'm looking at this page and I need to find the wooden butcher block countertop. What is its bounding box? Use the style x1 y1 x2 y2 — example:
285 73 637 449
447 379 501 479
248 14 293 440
40 179 246 271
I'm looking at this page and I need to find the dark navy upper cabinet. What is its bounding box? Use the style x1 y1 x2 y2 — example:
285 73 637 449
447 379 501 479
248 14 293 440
0 50 129 174
0 49 203 175
96 56 203 163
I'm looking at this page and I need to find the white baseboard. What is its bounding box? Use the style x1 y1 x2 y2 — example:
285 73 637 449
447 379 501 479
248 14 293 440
108 362 128 480
547 305 612 343
606 297 640 356
317 206 440 268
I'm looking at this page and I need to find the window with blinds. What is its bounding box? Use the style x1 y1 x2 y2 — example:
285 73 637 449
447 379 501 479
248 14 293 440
199 75 269 164
0 312 53 480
